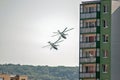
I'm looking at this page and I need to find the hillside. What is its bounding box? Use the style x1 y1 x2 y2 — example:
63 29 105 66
0 64 79 80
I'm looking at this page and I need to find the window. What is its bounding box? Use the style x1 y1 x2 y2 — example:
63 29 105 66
103 50 108 58
86 51 90 57
85 7 89 13
103 35 109 42
103 20 108 28
89 36 95 42
85 36 89 42
89 66 95 72
85 66 89 72
80 49 82 57
83 51 87 57
97 34 100 41
0 78 3 80
89 7 94 12
89 51 94 57
89 7 92 12
97 4 100 11
84 66 95 73
80 64 82 72
97 64 99 71
97 48 99 57
85 22 89 27
89 6 96 12
80 5 83 13
89 22 92 27
80 20 83 27
83 66 86 72
80 35 82 42
89 22 95 28
103 5 108 13
97 19 100 26
102 64 108 73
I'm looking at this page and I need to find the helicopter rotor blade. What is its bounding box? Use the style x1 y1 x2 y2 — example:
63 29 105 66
53 32 58 33
62 27 68 32
52 31 59 37
51 34 59 37
64 28 74 32
56 45 59 46
64 33 68 35
53 32 58 34
42 45 50 48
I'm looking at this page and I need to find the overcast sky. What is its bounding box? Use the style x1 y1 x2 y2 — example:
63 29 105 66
0 0 85 66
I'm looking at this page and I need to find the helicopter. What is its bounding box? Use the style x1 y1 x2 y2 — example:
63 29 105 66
52 27 74 39
42 37 63 50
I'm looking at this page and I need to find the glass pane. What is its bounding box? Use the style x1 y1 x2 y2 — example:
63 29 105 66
97 4 100 11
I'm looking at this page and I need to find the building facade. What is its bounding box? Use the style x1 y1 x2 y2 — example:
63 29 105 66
79 0 111 80
0 74 28 80
0 74 10 80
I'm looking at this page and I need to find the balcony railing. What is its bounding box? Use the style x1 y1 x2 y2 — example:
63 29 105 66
80 12 96 19
80 27 96 33
80 73 96 78
80 42 96 48
80 57 96 63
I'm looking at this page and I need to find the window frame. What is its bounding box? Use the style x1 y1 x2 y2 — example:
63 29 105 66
102 64 108 73
103 34 109 43
103 50 109 58
103 19 108 28
103 4 108 13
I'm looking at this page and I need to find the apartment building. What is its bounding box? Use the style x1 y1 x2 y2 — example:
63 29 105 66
79 0 111 80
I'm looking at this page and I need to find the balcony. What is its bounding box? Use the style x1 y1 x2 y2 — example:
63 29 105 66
80 57 96 63
80 27 96 33
80 42 96 48
80 73 96 78
80 12 100 19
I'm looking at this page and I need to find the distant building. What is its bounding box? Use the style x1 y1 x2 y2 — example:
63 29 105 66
0 74 10 80
0 74 28 80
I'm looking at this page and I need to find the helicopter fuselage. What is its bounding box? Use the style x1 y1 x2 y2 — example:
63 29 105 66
48 42 58 50
58 30 67 39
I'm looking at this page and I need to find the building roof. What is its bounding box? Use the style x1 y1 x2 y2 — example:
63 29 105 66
82 0 100 4
112 1 120 13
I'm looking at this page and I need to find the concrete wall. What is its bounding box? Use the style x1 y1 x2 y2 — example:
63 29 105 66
111 1 120 80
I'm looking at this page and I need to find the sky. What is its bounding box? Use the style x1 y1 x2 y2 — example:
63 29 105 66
0 0 86 66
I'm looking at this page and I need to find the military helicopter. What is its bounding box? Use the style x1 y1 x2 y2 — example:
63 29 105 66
52 27 74 39
42 37 63 50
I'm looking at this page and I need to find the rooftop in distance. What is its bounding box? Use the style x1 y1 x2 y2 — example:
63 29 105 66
82 0 100 4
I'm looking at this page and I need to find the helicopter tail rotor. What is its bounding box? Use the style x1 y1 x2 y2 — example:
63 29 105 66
57 40 64 43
